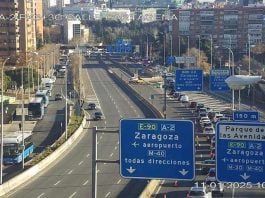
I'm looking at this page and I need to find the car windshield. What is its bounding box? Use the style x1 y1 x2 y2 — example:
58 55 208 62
205 128 213 131
209 171 216 177
189 190 205 196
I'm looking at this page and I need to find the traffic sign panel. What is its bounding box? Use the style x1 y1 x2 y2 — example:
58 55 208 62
175 69 203 91
209 69 230 91
233 111 260 122
216 122 265 183
120 119 195 180
166 56 175 65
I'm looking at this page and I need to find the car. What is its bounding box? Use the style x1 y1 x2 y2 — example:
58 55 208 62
201 159 216 175
186 186 212 198
180 95 189 103
200 117 211 127
216 116 230 123
93 111 103 120
210 148 216 160
196 103 204 112
173 92 180 98
189 101 197 108
177 93 185 101
199 112 208 119
88 103 96 110
209 181 224 196
202 122 213 129
203 127 215 135
55 93 63 101
206 168 216 185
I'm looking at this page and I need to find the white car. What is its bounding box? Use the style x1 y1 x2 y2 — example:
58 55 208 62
180 95 189 103
186 186 212 198
200 116 210 123
206 168 216 184
203 126 215 135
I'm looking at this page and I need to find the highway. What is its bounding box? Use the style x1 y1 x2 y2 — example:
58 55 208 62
107 55 265 198
5 53 265 198
6 54 151 198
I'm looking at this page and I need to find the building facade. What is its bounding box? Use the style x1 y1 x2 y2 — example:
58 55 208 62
0 0 38 62
172 6 265 54
35 0 44 43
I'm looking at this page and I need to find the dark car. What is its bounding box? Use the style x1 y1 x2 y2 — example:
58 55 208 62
55 93 63 101
201 159 215 175
93 111 103 120
88 103 96 110
189 101 197 108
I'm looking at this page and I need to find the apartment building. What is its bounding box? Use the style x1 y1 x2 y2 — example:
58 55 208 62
172 6 265 54
0 0 20 59
35 0 44 43
0 0 38 62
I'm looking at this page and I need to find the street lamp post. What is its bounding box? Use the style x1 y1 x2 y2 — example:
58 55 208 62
178 36 181 68
215 45 235 110
227 47 235 110
210 35 213 69
1 57 10 185
65 59 68 140
21 65 25 170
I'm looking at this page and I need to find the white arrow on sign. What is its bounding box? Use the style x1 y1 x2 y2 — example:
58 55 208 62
240 173 250 180
179 169 189 176
132 142 139 148
126 167 136 174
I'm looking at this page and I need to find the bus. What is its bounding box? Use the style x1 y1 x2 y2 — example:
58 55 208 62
35 90 49 107
28 97 44 120
2 131 34 164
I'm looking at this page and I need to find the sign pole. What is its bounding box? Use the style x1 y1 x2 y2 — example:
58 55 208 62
92 126 98 198
163 73 167 119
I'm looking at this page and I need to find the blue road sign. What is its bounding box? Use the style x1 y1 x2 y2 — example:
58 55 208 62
209 69 230 91
106 39 132 53
166 56 175 65
233 111 260 122
175 69 203 91
120 119 195 180
216 122 265 183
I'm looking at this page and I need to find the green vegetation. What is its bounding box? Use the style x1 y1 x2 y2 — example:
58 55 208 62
5 68 38 89
28 111 84 167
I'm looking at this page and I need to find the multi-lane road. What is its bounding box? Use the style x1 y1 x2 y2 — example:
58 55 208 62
6 54 151 198
5 53 265 198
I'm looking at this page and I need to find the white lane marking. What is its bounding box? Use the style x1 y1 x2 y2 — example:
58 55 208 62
86 153 90 157
116 142 119 145
68 169 73 174
97 170 100 173
104 163 106 165
110 153 114 157
114 146 117 150
69 192 77 198
105 192 111 197
83 180 89 186
117 179 121 184
100 136 103 139
78 161 84 166
36 193 45 198
54 180 61 186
